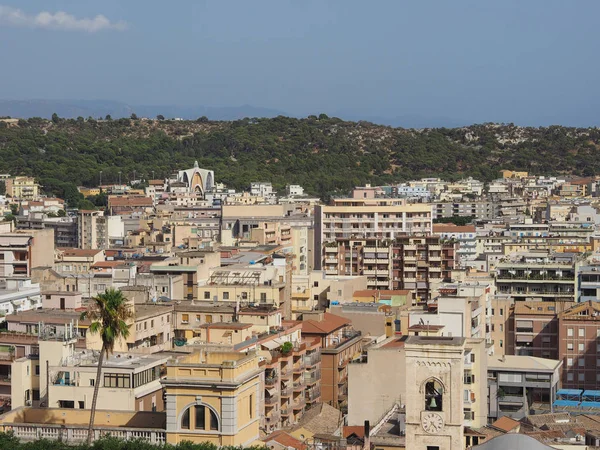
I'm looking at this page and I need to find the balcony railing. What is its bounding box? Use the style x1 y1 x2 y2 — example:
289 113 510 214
305 353 321 367
265 394 279 405
292 397 306 409
306 389 321 402
2 424 166 445
280 385 292 397
293 380 306 391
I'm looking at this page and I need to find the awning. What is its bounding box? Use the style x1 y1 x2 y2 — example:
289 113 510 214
516 335 533 343
516 320 533 328
261 338 285 350
266 388 277 396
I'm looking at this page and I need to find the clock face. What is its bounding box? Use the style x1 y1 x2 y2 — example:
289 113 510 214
422 412 444 433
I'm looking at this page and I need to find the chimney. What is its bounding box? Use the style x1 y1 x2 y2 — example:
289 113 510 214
364 420 370 450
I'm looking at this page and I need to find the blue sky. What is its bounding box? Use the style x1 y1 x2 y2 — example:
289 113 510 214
0 1 598 125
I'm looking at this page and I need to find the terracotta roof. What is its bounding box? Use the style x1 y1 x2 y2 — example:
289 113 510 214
264 430 307 450
433 224 476 233
301 313 351 335
108 196 153 207
91 261 126 268
343 426 365 439
491 416 520 433
58 248 103 257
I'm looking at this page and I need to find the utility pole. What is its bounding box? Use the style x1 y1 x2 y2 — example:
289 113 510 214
99 171 102 187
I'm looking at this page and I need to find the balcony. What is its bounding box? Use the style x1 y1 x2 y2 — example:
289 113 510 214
292 398 306 410
325 269 338 275
324 258 338 264
280 407 290 416
306 389 321 402
265 375 278 387
293 362 306 373
280 385 293 397
464 390 476 404
305 353 321 367
293 380 306 391
265 393 279 405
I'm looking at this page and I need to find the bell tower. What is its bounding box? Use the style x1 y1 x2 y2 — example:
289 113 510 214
404 336 466 450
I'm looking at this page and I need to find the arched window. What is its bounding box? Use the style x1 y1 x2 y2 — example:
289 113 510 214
180 404 220 431
425 379 443 412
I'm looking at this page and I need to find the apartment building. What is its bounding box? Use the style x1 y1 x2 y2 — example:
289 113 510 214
261 324 322 432
433 223 477 266
495 251 579 302
558 301 600 390
488 355 562 421
314 199 432 270
300 312 363 414
431 201 498 220
77 210 107 250
250 221 292 247
46 351 169 411
86 303 173 354
202 265 289 309
392 235 457 301
0 230 54 278
510 301 574 359
578 266 600 302
161 351 262 447
172 302 280 341
16 214 78 249
5 177 39 201
54 248 105 274
108 195 154 216
490 294 514 356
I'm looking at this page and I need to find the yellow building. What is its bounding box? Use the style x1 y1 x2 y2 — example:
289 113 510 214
78 187 101 197
500 170 528 179
6 177 40 200
162 351 262 447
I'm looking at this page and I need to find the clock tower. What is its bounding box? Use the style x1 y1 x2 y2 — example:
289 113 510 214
404 336 466 450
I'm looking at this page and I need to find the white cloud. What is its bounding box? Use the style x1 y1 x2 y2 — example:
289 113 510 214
0 5 127 32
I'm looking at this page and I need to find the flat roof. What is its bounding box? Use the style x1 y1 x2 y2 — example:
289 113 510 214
488 355 561 372
404 336 465 346
134 304 173 320
199 322 252 330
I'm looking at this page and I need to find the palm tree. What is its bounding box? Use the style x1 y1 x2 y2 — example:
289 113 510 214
81 288 133 445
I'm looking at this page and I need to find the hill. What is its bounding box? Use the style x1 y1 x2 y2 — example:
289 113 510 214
0 115 598 206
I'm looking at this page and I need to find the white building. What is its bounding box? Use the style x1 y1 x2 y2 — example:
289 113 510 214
285 184 304 197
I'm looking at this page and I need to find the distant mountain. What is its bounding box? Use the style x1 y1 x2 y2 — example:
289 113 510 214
0 99 288 121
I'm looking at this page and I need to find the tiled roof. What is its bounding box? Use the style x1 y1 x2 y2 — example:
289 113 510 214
491 416 520 433
301 313 351 335
264 430 307 450
291 403 342 435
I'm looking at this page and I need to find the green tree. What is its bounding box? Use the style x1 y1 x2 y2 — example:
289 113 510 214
197 116 209 123
80 289 133 445
156 114 165 120
57 209 66 217
105 115 112 121
51 113 60 124
130 113 138 120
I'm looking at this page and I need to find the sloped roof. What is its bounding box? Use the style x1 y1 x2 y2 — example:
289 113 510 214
491 416 520 433
264 430 307 450
291 403 342 435
301 313 351 335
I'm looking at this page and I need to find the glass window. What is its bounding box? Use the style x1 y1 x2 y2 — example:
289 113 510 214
223 292 230 300
210 409 218 430
567 358 573 367
181 408 190 429
195 405 205 430
567 343 573 350
579 328 585 337
579 343 585 351
568 328 574 337
204 291 211 299
579 358 585 367
567 373 574 381
579 373 585 382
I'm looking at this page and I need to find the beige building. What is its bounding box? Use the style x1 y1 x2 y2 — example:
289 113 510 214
162 351 262 447
314 199 433 269
47 352 170 411
77 210 107 250
5 177 39 200
54 248 105 274
86 303 173 354
0 230 54 277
